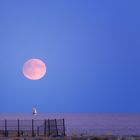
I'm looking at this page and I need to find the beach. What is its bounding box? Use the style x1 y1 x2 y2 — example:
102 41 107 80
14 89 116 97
0 113 140 136
0 113 140 139
0 135 140 140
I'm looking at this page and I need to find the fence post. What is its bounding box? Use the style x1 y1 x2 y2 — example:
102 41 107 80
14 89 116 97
55 119 58 136
63 119 66 136
4 120 7 137
17 119 20 137
48 119 50 136
37 126 39 136
44 120 46 137
32 119 34 137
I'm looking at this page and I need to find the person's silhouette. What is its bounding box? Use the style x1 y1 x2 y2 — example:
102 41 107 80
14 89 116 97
32 107 37 116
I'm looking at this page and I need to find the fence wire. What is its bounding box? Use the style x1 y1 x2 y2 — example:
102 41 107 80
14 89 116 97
0 119 65 137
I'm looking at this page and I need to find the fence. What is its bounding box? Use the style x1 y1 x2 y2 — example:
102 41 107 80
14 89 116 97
0 119 65 137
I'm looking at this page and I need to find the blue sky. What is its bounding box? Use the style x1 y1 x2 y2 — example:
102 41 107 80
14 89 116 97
0 0 140 113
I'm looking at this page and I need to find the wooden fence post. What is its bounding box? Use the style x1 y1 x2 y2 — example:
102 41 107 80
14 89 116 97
44 120 46 137
4 120 7 137
17 119 20 137
63 119 66 136
48 119 50 136
55 119 58 136
32 119 34 137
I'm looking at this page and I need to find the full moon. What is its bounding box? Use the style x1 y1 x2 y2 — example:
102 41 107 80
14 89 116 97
23 58 47 80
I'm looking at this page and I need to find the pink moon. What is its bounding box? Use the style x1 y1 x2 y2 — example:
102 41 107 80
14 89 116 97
23 59 47 80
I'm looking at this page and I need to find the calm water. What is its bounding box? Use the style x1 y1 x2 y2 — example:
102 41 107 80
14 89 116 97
0 113 140 136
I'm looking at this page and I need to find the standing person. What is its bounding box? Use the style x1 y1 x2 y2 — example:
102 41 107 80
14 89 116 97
32 107 37 116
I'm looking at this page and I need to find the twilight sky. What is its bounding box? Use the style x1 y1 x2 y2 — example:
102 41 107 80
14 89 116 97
0 0 140 113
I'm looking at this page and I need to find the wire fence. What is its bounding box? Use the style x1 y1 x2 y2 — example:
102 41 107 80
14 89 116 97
0 119 65 137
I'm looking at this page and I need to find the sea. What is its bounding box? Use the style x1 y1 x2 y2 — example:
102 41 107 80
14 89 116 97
0 113 140 136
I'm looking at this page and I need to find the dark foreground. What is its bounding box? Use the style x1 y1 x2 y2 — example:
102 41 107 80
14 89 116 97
0 135 139 140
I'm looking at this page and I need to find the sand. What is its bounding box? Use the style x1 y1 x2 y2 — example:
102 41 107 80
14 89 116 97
0 135 139 140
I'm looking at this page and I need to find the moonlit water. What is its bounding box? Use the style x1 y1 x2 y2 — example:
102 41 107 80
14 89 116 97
0 113 140 136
